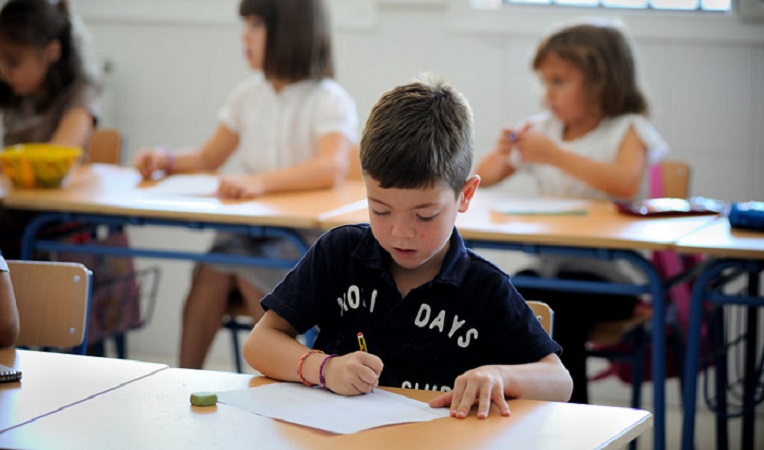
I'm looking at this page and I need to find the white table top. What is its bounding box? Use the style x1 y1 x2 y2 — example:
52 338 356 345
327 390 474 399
0 360 652 450
672 217 764 259
1 164 367 229
0 349 166 433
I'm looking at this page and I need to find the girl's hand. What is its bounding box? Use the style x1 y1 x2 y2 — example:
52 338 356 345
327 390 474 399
493 128 516 158
133 147 173 179
322 351 383 396
514 129 559 165
428 365 510 419
217 174 265 199
474 128 519 187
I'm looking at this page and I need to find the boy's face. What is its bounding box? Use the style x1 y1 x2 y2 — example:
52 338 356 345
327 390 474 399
365 175 479 275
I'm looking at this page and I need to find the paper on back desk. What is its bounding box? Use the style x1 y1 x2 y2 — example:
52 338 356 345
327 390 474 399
217 383 450 434
142 174 219 196
493 198 589 215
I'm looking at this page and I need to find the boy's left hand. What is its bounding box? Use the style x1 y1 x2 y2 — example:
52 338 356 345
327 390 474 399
428 365 510 419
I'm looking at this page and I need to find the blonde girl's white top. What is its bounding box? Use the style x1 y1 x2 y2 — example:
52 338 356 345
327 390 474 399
513 111 669 281
209 75 358 292
516 111 669 201
218 74 359 174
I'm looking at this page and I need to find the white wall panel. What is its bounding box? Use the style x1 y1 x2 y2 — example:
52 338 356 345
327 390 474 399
754 49 764 165
669 45 754 162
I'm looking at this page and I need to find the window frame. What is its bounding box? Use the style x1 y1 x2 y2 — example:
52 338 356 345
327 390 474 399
498 0 731 13
447 0 764 44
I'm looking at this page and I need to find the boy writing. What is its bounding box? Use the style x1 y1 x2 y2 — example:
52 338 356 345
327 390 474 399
244 75 572 419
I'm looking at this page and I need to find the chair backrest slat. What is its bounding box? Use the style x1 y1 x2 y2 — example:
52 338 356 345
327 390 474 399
86 128 123 165
650 159 690 199
526 300 554 337
9 260 91 353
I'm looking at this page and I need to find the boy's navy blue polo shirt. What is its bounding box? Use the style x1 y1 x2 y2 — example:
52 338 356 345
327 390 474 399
262 224 561 392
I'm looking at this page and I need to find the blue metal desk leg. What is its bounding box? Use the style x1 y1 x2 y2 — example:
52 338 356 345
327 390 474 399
613 251 667 450
742 272 759 450
681 261 762 450
714 306 729 450
681 263 718 450
654 288 667 450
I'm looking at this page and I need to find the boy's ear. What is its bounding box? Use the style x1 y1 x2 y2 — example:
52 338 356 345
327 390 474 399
458 175 480 213
44 40 62 63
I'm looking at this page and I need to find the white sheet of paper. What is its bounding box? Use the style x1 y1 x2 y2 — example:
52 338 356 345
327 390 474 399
217 383 450 434
143 174 219 196
494 198 589 215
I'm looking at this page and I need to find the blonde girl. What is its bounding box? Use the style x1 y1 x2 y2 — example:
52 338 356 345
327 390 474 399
476 23 668 404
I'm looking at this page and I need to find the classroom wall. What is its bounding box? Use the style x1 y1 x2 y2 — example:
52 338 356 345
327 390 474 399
74 0 764 366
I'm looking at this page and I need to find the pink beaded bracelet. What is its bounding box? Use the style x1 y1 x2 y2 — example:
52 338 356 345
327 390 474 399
296 349 323 387
157 145 175 172
318 354 338 392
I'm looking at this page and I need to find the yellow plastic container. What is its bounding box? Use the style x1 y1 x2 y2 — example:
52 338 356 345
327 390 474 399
0 144 83 188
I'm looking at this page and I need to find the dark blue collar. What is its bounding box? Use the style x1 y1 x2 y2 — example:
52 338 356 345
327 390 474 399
351 225 470 288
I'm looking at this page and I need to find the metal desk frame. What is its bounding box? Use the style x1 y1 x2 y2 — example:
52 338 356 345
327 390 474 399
681 258 764 450
20 212 312 267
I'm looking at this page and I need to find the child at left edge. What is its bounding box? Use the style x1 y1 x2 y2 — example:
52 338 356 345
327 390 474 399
244 75 573 419
0 249 19 348
0 0 102 259
0 0 100 148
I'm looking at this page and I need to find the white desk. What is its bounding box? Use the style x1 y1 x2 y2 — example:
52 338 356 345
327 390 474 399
0 355 653 450
1 163 367 265
0 349 166 433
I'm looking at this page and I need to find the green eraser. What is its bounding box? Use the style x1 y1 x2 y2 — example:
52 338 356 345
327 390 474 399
190 391 218 407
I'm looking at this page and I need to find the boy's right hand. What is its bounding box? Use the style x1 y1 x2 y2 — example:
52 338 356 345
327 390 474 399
322 351 383 396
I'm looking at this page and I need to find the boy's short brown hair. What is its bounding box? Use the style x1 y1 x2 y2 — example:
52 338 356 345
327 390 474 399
360 75 474 195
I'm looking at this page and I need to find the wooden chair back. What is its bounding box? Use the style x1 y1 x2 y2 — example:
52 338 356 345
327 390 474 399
9 260 92 354
86 128 123 165
652 159 690 199
346 145 362 181
527 300 554 337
